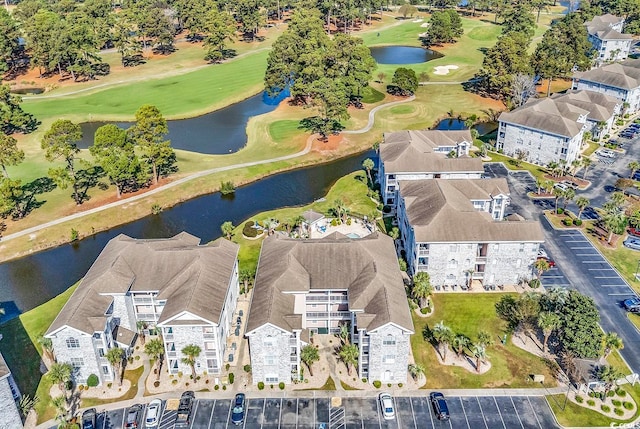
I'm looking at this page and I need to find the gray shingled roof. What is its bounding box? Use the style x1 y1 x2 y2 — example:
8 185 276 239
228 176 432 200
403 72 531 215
46 233 239 336
0 352 10 379
380 130 483 174
551 90 620 122
302 210 324 224
498 97 588 138
398 179 544 243
246 233 414 335
574 60 640 90
586 14 631 40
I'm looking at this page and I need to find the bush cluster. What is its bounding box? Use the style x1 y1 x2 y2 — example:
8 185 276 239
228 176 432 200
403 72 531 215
573 219 582 226
587 399 595 406
279 382 285 390
258 381 265 390
614 408 624 416
623 401 634 410
86 374 99 387
601 405 611 413
373 380 381 388
229 373 235 384
243 221 259 238
575 395 583 403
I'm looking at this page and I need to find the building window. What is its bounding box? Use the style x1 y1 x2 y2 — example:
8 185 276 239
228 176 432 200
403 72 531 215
449 244 458 252
263 337 275 348
66 337 80 348
448 259 457 268
265 355 277 366
101 365 110 375
519 243 525 253
383 355 395 364
70 357 84 369
383 336 396 346
265 375 279 383
97 348 105 357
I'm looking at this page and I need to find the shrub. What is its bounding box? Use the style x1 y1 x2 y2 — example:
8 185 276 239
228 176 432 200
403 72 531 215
151 204 163 214
573 219 582 226
556 208 564 214
616 388 627 397
270 384 274 389
178 371 183 378
279 382 285 390
331 218 338 226
575 395 583 403
185 382 189 387
229 373 235 384
387 383 392 387
398 383 403 388
86 374 99 387
134 355 140 361
243 221 258 238
529 278 541 289
563 218 573 226
607 390 615 397
78 385 84 391
373 380 381 388
623 401 634 410
587 399 595 406
258 382 265 390
244 364 252 373
382 205 391 214
588 391 596 398
225 363 230 371
612 399 622 407
346 218 352 225
222 385 227 390
214 384 219 390
220 181 236 195
154 381 160 388
614 408 624 416
601 405 611 413
362 378 367 383
107 383 112 388
420 307 430 314
172 379 178 385
71 228 79 241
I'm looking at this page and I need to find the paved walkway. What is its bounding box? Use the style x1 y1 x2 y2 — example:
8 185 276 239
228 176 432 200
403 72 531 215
2 96 414 245
134 360 151 399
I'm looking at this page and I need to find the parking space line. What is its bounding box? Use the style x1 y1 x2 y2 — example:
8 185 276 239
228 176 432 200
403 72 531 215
278 398 282 429
570 246 592 249
458 397 471 429
409 396 417 429
225 398 233 429
492 397 507 429
475 397 489 429
295 398 298 429
609 292 635 296
541 275 564 279
582 260 606 263
526 398 543 429
426 397 435 428
510 397 525 429
575 253 599 256
262 398 267 429
189 401 199 429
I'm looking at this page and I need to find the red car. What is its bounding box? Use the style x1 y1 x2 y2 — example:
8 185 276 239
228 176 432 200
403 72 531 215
629 228 640 238
537 256 556 267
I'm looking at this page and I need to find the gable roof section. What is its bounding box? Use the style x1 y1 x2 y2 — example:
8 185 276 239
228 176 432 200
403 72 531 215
246 233 413 335
380 129 483 174
498 97 588 138
574 60 640 90
586 14 631 40
398 179 543 243
551 90 620 122
46 233 239 336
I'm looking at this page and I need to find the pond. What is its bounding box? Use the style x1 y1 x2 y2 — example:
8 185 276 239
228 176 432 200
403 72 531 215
77 92 279 155
369 46 443 65
433 118 498 136
11 87 45 95
0 150 376 323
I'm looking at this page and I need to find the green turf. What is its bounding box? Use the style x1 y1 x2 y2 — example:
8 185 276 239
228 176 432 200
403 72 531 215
268 120 301 143
629 313 640 332
22 50 270 121
360 86 385 104
412 294 557 389
388 105 416 115
80 365 145 407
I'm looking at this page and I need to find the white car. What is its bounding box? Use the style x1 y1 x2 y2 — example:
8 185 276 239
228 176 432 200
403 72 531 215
624 238 640 251
537 248 549 259
379 392 395 420
145 399 162 428
554 183 569 192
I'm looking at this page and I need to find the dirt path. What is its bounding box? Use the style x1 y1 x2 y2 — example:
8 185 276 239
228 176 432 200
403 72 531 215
1 96 415 244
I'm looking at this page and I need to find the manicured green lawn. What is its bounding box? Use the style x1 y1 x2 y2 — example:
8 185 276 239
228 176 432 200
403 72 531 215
412 294 557 389
80 365 144 408
485 151 549 180
360 86 385 104
23 50 270 122
583 142 600 156
629 313 640 332
268 120 301 143
232 170 378 273
588 233 640 294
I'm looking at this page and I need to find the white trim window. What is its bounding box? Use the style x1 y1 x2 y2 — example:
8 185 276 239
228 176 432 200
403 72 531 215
383 355 396 364
265 375 279 383
69 357 84 369
66 337 80 348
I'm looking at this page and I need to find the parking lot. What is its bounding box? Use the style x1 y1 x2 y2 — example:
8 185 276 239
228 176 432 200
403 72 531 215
84 395 558 429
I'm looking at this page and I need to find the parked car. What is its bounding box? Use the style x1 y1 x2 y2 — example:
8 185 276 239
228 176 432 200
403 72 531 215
624 237 640 251
537 248 549 259
629 228 640 238
145 399 162 428
175 391 195 428
231 393 246 426
430 392 450 421
597 149 617 158
81 408 97 429
537 256 556 267
236 316 242 326
623 297 640 313
561 180 578 189
124 404 143 429
378 393 395 420
554 183 569 192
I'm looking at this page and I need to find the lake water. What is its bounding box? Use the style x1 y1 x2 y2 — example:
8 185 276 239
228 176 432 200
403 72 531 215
369 46 443 65
0 150 376 323
77 93 279 155
433 118 498 136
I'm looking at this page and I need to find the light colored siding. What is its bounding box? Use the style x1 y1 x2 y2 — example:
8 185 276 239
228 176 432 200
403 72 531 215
50 327 101 385
0 376 21 429
248 325 292 384
367 325 410 383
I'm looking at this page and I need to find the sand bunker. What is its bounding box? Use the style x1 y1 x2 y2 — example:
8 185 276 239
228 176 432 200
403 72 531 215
420 22 430 28
433 65 459 75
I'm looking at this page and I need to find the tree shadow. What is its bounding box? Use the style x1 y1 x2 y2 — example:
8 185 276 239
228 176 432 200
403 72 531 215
5 176 57 220
75 166 105 205
123 55 147 67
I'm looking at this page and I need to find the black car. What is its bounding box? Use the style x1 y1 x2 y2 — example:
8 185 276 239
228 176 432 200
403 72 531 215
124 404 142 429
231 393 246 425
81 408 97 429
430 392 450 421
175 391 195 428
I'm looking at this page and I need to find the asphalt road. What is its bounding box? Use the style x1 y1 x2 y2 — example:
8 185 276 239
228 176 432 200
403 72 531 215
80 395 558 429
484 163 640 374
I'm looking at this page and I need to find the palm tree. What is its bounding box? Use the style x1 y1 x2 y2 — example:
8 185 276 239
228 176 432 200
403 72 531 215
18 394 38 418
611 192 626 208
571 159 581 177
597 365 623 397
221 221 234 240
338 344 359 376
552 187 563 213
629 209 640 228
181 344 202 379
543 180 555 194
432 321 453 360
470 343 487 372
300 344 320 376
105 348 124 386
537 311 560 353
535 177 544 195
292 215 306 234
239 268 254 297
51 395 68 423
37 335 55 363
559 159 568 176
263 218 279 235
412 272 433 308
575 197 590 219
362 158 375 186
388 227 400 240
603 211 628 244
408 363 425 381
477 330 494 347
338 323 350 346
144 338 165 381
452 334 470 356
581 157 593 179
628 161 640 179
562 188 575 211
534 257 550 279
330 199 349 224
136 321 147 345
602 332 624 358
48 363 72 398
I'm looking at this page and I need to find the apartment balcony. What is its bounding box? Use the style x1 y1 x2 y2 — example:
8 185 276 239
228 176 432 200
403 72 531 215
164 334 174 341
203 333 215 340
204 350 217 357
167 351 177 358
